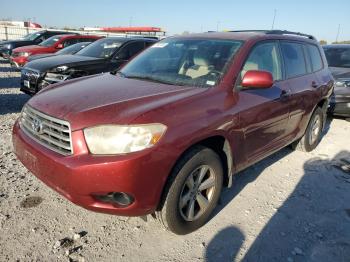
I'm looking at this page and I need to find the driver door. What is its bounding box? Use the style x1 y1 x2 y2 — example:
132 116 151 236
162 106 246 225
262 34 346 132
237 41 291 163
111 41 146 71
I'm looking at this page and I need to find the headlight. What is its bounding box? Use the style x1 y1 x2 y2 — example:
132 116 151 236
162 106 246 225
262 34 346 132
18 52 30 57
84 124 167 154
55 65 68 72
5 44 12 49
335 81 347 87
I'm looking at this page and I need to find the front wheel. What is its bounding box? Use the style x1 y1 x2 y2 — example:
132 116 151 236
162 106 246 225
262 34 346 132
292 107 324 152
156 146 223 235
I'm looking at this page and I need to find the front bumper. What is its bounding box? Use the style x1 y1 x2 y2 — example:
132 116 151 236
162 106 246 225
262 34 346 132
12 121 174 216
329 94 350 117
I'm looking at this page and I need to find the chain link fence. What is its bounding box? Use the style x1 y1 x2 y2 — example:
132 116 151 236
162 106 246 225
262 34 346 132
0 25 162 41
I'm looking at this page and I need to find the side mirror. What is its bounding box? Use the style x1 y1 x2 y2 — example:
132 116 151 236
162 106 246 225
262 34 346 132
56 43 64 49
241 70 273 89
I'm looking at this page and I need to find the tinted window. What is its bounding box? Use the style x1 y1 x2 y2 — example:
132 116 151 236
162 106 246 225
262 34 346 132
62 38 78 47
281 42 307 78
56 42 91 55
308 44 323 71
242 42 282 81
117 42 145 60
323 47 350 68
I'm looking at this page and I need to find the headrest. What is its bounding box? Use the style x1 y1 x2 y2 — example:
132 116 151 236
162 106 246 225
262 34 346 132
193 49 209 66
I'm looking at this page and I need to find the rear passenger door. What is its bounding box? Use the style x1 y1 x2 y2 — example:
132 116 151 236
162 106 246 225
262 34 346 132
238 41 291 162
279 41 318 138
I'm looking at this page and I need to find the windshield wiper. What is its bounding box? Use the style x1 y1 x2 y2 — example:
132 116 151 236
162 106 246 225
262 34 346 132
123 75 185 86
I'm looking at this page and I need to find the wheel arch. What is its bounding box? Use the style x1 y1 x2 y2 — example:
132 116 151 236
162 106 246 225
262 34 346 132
156 135 234 211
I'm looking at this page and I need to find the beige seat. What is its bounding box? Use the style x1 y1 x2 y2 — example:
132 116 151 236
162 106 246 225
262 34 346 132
180 50 211 79
241 61 259 78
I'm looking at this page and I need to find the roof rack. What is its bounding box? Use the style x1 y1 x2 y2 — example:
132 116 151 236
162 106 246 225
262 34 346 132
229 30 316 40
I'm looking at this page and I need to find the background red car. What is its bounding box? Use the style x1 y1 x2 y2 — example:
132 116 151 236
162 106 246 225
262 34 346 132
10 34 102 68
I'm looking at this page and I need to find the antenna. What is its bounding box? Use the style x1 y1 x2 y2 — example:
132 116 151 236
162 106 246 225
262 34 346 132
271 9 277 30
335 24 340 43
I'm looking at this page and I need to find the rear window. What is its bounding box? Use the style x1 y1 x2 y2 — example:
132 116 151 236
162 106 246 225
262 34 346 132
307 44 323 72
281 42 307 78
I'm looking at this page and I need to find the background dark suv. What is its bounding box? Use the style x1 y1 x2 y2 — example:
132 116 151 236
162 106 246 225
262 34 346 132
323 44 350 118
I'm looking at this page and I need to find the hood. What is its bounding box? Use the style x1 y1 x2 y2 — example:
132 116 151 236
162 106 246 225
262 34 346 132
28 73 206 130
329 67 350 80
12 45 50 54
25 54 104 72
27 53 56 62
0 39 35 49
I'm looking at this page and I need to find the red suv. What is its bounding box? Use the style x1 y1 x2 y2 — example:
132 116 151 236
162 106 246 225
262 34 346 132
13 30 333 234
10 34 102 67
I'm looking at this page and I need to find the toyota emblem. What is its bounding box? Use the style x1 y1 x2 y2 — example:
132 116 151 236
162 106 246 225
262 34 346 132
31 118 43 134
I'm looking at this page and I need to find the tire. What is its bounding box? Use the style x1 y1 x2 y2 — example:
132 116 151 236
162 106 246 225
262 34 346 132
156 146 223 235
292 107 324 152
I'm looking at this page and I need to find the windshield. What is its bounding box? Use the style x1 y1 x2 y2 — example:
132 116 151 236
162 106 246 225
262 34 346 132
22 32 42 41
76 38 123 58
324 47 350 68
119 38 242 88
39 36 63 47
56 42 91 55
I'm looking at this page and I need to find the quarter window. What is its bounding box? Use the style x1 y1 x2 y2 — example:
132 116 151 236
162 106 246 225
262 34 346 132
242 42 282 81
307 44 323 72
280 42 307 78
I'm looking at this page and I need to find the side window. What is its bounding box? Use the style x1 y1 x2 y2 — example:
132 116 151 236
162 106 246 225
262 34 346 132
62 39 78 48
242 42 282 81
280 42 307 78
145 41 155 47
307 44 323 72
118 42 145 60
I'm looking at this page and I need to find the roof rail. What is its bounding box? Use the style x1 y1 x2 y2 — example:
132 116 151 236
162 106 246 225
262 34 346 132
229 30 316 40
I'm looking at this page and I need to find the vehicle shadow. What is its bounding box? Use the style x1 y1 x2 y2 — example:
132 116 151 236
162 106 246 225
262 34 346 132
0 93 30 115
0 77 21 88
205 226 245 262
206 151 350 261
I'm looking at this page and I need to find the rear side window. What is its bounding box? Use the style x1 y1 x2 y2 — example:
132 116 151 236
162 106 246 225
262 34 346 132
307 44 323 72
242 42 282 81
281 42 307 78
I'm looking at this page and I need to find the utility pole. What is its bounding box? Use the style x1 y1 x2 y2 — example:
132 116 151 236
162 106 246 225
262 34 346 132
335 24 341 43
271 9 277 30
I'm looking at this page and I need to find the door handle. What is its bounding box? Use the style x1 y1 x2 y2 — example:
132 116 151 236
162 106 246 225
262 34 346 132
311 81 319 88
280 89 291 99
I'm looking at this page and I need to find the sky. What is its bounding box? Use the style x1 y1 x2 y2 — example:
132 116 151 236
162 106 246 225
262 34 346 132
1 0 349 43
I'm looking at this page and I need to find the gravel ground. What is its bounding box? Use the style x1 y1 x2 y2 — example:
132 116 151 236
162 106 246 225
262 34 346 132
0 58 350 262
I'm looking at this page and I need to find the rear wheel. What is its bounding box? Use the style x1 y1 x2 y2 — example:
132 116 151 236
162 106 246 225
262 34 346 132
156 146 223 235
292 107 324 152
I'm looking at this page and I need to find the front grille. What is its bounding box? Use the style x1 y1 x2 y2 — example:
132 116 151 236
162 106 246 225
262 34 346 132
20 105 73 156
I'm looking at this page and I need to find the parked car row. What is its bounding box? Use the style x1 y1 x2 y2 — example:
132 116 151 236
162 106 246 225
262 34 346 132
10 34 103 68
20 37 157 94
0 30 74 59
12 30 335 234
